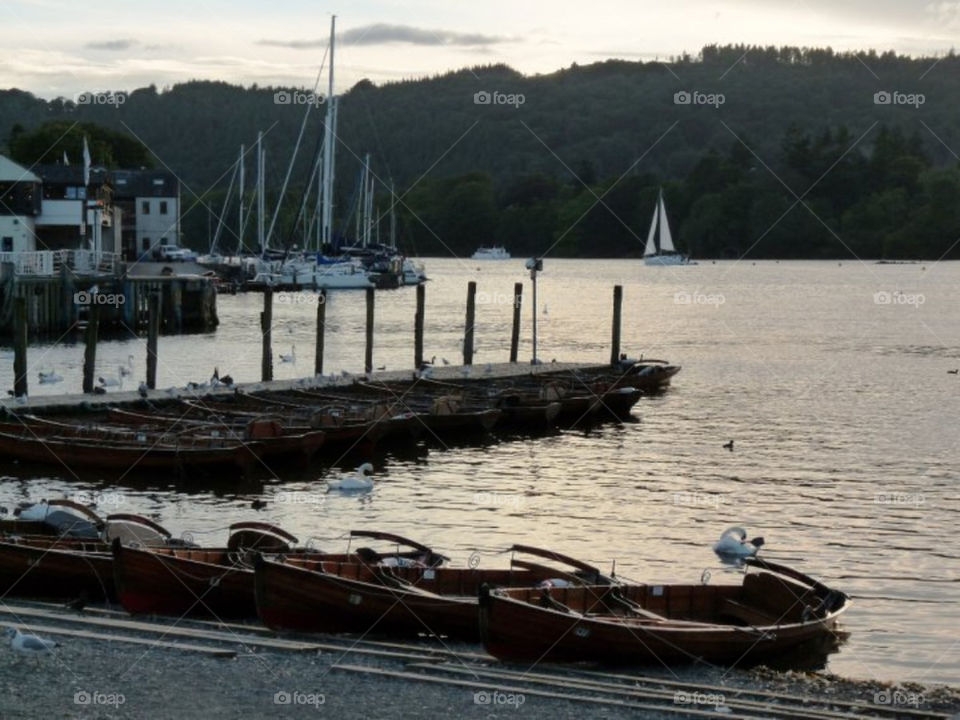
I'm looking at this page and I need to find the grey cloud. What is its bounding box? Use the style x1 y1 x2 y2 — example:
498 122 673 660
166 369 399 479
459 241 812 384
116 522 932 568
85 39 138 51
258 24 507 50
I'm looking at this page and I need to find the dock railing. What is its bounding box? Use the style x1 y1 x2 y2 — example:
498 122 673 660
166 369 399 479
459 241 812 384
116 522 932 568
0 250 119 277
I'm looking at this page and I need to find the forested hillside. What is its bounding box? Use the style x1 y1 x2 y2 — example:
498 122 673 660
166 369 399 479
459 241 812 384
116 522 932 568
3 45 959 259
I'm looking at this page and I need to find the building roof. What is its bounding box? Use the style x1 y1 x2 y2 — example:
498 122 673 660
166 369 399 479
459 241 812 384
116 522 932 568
0 155 41 183
35 164 109 186
110 169 178 199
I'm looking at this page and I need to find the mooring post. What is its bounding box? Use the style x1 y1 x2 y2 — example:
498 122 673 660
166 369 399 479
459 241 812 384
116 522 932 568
12 297 27 398
509 282 523 363
261 288 273 382
146 292 160 389
414 283 425 369
365 287 375 374
464 281 477 365
314 289 326 376
82 299 100 394
610 284 623 365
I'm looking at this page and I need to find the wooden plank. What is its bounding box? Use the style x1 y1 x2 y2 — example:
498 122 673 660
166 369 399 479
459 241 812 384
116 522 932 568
0 621 235 657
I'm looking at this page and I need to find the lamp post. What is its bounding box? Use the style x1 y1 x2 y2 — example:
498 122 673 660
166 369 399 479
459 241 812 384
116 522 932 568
525 257 543 365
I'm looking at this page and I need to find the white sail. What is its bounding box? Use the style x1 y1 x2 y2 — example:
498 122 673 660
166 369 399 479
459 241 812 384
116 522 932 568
658 195 676 253
643 202 658 257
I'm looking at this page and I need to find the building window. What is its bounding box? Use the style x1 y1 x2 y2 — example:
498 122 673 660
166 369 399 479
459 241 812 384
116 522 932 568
143 237 150 251
1 237 12 252
159 201 168 215
141 200 150 215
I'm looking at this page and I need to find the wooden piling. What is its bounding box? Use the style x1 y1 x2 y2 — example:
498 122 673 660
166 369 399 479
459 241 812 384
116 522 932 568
365 287 374 374
314 289 326 376
146 292 160 389
610 284 623 365
509 282 522 363
261 288 273 382
414 283 425 369
82 302 100 394
12 297 27 398
463 281 476 365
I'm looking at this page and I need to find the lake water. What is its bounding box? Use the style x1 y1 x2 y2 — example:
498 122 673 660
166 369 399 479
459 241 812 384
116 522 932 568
1 258 957 684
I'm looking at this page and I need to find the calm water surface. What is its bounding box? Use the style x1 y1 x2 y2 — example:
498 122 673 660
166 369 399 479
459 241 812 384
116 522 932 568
1 258 957 684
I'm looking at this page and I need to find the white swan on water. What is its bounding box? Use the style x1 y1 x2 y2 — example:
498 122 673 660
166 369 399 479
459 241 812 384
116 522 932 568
327 463 374 491
38 371 62 384
713 526 765 558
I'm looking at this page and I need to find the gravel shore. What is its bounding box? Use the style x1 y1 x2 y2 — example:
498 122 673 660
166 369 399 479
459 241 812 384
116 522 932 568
1 627 958 720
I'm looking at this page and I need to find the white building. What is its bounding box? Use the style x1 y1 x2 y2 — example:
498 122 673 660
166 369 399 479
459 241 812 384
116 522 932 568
0 155 41 253
111 170 180 260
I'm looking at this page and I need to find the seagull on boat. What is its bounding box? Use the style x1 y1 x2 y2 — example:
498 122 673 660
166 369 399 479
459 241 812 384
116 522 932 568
38 370 63 385
723 440 734 451
326 463 375 492
5 627 59 659
279 345 296 363
713 527 764 559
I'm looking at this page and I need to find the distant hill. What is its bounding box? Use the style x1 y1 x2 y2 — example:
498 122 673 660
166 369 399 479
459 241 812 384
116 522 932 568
2 45 959 259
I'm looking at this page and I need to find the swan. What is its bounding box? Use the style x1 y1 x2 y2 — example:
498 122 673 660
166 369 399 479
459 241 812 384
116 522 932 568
38 371 63 384
713 527 764 558
279 345 296 363
119 355 134 378
98 370 122 388
327 463 375 491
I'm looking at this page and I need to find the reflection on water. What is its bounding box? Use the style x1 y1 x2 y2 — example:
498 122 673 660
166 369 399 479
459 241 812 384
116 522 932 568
1 259 958 683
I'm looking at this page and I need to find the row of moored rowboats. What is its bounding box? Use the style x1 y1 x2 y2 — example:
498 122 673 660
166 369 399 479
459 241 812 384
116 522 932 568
0 500 850 667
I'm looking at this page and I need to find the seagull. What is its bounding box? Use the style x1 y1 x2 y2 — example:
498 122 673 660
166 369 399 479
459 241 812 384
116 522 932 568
723 440 734 451
138 382 149 399
5 627 59 660
38 371 63 384
279 345 296 363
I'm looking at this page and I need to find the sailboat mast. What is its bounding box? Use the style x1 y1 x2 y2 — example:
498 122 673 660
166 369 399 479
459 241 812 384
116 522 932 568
237 144 244 255
389 178 396 249
257 131 265 257
321 16 336 248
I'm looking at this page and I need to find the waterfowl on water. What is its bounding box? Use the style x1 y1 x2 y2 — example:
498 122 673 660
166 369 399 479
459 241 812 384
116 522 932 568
713 526 764 558
327 463 375 491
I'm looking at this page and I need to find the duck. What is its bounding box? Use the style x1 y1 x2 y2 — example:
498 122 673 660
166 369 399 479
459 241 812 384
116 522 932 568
279 345 296 363
326 462 375 491
713 527 764 558
723 440 734 451
948 369 958 375
37 370 63 385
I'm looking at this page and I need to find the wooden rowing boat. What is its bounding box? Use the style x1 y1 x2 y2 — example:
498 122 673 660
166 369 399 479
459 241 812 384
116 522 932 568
253 545 614 641
478 557 849 667
113 529 446 619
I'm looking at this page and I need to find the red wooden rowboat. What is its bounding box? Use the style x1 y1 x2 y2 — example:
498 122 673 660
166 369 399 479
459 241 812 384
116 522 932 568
112 529 445 619
253 545 614 640
479 557 849 667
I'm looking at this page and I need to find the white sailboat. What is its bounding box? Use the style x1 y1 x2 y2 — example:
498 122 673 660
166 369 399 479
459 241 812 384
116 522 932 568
643 190 694 266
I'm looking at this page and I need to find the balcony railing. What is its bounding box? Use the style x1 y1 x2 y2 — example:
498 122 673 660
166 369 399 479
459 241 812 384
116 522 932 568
0 250 119 276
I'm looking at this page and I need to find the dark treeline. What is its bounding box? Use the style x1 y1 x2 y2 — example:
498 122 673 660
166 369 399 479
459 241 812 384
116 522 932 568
2 44 959 258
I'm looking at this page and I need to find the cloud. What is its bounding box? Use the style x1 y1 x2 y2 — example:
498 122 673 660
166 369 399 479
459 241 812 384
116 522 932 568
85 39 138 51
258 24 508 50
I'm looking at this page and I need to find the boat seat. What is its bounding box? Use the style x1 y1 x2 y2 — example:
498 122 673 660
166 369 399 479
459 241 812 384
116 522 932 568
719 598 779 626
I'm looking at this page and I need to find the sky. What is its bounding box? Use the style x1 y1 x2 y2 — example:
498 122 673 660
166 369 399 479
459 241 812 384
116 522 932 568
1 0 958 99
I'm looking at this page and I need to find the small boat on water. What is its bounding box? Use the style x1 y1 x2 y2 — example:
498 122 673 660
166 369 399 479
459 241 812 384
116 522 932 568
479 557 849 667
643 189 695 266
113 529 445 619
253 545 614 641
471 246 511 260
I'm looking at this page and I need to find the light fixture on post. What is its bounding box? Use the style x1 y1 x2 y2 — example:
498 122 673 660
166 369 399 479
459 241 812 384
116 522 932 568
525 257 543 365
